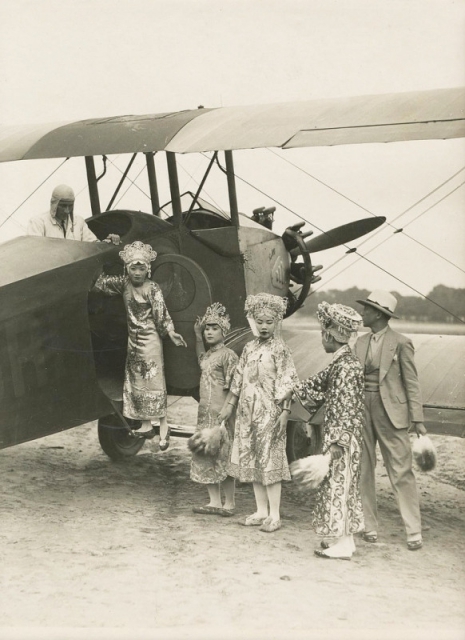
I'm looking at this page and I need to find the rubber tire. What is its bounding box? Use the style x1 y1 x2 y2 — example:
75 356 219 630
98 414 145 461
286 420 323 463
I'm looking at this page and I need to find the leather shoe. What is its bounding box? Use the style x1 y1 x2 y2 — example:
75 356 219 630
362 532 378 543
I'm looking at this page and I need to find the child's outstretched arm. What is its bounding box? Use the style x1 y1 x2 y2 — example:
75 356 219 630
168 330 187 348
92 273 125 296
151 285 187 347
194 318 205 358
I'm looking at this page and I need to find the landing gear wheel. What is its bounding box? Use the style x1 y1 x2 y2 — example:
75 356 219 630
286 420 323 463
98 414 145 460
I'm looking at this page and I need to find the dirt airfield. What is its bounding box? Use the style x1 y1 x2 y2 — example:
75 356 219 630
1 398 464 640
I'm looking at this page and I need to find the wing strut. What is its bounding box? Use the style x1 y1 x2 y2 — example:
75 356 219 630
145 152 160 216
225 150 239 227
166 152 182 225
85 156 101 216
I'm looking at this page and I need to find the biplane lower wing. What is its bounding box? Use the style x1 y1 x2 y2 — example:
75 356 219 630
0 237 114 449
228 327 465 438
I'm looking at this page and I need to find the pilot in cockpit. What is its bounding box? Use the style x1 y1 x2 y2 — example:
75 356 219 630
27 184 121 244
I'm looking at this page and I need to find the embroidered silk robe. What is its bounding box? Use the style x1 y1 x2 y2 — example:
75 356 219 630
295 345 365 538
94 274 174 420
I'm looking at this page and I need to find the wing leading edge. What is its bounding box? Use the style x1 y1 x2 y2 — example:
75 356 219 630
0 88 463 162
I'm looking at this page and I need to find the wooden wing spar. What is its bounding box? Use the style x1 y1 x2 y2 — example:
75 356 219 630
0 87 464 162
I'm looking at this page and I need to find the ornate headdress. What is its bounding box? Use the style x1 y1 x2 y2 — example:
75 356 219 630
201 303 231 336
244 293 287 321
119 241 158 268
316 301 362 344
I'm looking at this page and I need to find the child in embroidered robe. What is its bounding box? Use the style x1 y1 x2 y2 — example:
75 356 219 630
94 241 186 450
190 303 238 516
295 301 365 560
219 293 299 533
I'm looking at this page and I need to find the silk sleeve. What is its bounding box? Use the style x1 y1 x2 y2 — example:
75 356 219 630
294 366 330 406
222 349 239 390
93 274 126 296
273 341 299 400
230 343 248 397
149 284 175 338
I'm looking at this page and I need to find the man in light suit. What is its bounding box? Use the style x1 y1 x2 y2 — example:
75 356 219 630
355 290 426 551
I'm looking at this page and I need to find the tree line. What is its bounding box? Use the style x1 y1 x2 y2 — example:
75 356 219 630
300 285 465 323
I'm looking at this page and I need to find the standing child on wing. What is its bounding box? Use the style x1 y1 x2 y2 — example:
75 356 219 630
190 303 239 516
218 293 299 533
94 241 187 450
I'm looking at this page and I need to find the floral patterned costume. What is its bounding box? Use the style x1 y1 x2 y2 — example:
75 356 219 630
94 274 174 420
190 344 239 484
228 337 299 486
295 345 365 538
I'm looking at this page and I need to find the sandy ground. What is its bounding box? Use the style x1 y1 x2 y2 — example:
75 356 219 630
1 398 464 640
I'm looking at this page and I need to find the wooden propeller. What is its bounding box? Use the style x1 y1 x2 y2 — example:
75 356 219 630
290 216 386 256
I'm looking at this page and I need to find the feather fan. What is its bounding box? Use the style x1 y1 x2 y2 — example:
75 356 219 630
412 434 437 472
188 423 228 457
289 453 332 491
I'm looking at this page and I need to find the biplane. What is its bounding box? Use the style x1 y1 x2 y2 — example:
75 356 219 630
0 87 464 461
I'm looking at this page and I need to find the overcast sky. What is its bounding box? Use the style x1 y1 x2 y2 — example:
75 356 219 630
0 0 464 296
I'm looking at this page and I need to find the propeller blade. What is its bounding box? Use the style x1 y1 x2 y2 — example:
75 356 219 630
290 216 385 256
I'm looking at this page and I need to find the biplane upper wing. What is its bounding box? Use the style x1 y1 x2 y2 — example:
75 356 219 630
167 87 465 152
0 88 463 162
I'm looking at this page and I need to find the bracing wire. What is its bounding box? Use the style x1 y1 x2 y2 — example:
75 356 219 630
177 155 227 214
307 177 465 295
213 150 465 276
263 149 465 282
106 156 152 201
206 152 331 235
167 396 185 409
106 153 227 216
268 148 375 216
353 254 465 324
269 147 465 224
401 179 465 231
310 177 465 293
268 147 465 261
294 252 465 324
114 164 147 208
0 158 69 230
211 153 465 323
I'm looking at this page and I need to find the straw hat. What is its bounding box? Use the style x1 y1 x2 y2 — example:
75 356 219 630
356 290 399 319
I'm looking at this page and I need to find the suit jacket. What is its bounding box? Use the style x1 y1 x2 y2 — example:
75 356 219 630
355 326 424 429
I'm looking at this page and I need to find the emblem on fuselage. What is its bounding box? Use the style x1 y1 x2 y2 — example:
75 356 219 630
271 256 286 289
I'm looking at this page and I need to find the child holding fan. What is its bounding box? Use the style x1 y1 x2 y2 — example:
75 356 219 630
190 303 238 516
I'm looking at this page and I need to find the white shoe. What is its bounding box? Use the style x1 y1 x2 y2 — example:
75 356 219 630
316 535 353 559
